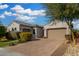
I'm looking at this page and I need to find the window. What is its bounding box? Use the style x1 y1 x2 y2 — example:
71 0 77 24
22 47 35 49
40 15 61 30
15 28 16 30
12 28 14 31
23 29 30 32
33 29 35 34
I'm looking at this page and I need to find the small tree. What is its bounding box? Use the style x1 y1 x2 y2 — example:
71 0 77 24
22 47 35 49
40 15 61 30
0 21 6 37
45 3 79 46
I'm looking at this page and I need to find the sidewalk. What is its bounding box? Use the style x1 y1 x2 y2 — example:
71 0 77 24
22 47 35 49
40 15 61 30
0 48 23 56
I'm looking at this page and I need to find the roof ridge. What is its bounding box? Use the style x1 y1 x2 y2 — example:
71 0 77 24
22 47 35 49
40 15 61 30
13 20 43 27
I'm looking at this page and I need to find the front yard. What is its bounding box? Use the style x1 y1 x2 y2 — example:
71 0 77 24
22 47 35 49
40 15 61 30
0 32 32 47
0 40 19 47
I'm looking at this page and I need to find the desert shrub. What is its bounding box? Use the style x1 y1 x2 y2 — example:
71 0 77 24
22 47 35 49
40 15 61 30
9 40 19 46
5 32 18 40
0 37 7 42
65 34 72 40
19 32 32 43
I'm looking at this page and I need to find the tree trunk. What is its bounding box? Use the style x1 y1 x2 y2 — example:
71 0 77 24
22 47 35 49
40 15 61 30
71 30 76 46
66 20 76 46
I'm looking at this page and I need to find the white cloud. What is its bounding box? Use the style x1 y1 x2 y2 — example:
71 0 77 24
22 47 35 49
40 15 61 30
11 5 46 16
16 9 32 14
0 4 9 9
29 9 46 16
16 15 36 23
4 11 12 16
0 15 5 19
12 13 19 16
10 5 46 23
11 5 24 11
27 19 35 23
17 9 46 16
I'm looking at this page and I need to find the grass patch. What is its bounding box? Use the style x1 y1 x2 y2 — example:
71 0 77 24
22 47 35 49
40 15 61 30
0 42 9 47
0 40 19 47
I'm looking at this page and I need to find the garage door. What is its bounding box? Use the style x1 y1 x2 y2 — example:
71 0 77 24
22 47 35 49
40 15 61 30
47 28 66 40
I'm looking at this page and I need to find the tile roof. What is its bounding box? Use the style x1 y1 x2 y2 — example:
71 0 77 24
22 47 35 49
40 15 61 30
13 20 43 28
44 21 68 29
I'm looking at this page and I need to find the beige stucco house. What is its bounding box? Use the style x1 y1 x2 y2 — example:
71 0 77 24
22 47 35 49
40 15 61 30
44 20 70 40
7 20 44 39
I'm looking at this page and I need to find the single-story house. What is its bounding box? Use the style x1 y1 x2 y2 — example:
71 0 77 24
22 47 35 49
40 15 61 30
7 20 44 39
44 20 70 40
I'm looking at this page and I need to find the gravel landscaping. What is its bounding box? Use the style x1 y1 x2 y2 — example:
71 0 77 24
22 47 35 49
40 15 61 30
64 44 79 56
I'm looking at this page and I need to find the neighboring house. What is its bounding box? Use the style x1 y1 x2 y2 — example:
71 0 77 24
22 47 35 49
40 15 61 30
7 20 44 39
44 20 70 40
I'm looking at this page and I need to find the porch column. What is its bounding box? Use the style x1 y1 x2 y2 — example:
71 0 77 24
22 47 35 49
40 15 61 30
35 28 38 39
44 29 47 38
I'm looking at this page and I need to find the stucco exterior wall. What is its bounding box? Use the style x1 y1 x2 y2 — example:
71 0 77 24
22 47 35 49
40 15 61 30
20 25 33 32
37 27 44 38
33 27 44 39
7 21 44 39
7 22 20 32
44 21 70 38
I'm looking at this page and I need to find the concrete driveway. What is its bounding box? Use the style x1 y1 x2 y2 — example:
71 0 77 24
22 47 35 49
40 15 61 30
7 38 67 56
0 48 23 56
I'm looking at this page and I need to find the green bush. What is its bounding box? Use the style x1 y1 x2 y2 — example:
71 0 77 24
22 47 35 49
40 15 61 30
19 32 32 43
9 40 19 46
0 26 6 38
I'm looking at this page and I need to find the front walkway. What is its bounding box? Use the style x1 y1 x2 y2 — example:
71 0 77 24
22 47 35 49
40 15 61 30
7 38 67 56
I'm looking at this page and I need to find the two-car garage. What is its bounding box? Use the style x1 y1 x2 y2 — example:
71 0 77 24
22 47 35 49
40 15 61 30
44 21 69 40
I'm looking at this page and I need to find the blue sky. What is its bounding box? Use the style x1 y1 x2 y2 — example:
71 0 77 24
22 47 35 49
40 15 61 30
73 19 79 29
0 3 79 29
0 3 49 26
